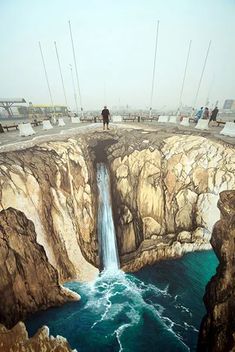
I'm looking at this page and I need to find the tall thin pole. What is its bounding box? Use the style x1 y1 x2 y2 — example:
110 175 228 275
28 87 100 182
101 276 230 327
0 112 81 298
205 74 215 107
103 82 106 106
68 20 83 117
178 40 192 112
54 41 68 108
193 40 212 109
38 41 55 115
149 20 160 118
69 64 79 114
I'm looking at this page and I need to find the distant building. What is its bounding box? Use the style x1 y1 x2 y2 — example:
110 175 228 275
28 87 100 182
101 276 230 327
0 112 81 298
0 98 26 117
223 99 235 110
29 105 68 119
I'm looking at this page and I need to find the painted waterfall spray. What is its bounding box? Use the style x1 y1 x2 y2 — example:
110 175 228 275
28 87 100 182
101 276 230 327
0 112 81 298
97 163 119 271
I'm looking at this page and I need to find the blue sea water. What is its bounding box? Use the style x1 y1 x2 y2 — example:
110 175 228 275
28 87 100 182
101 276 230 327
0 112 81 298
25 250 218 352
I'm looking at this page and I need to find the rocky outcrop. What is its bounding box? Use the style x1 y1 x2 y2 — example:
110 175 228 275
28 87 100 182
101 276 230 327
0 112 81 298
0 131 234 277
106 132 235 270
0 127 234 342
198 191 235 352
0 322 76 352
0 138 98 282
0 207 79 328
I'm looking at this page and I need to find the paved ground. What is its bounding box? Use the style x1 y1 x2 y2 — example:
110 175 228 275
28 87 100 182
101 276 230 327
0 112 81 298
0 117 234 153
0 118 97 150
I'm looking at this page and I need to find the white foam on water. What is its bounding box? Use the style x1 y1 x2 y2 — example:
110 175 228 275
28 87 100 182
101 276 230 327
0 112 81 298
114 306 141 352
73 163 198 351
184 322 199 333
79 269 192 351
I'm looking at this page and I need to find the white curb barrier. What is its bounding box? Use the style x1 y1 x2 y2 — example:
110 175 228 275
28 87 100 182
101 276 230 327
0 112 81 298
220 122 235 137
43 120 53 130
180 117 190 126
58 118 65 127
19 123 36 137
195 119 209 130
158 115 169 123
112 115 123 122
169 116 178 123
71 117 80 123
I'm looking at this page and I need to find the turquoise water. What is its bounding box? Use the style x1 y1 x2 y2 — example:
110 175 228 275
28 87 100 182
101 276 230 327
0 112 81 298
25 250 218 352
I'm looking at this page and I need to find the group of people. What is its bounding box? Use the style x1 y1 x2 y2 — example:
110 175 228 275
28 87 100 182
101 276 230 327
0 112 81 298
101 105 220 130
195 106 219 124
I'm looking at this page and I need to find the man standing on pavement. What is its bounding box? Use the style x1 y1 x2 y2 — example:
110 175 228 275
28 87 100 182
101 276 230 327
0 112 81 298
209 106 219 125
101 106 110 130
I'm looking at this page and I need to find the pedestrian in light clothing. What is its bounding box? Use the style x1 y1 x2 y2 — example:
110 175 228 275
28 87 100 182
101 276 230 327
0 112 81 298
203 107 209 119
195 107 203 122
101 106 110 130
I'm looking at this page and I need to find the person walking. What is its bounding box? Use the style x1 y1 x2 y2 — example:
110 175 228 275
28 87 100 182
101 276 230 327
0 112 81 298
101 106 110 130
195 107 203 122
209 106 219 125
203 107 209 119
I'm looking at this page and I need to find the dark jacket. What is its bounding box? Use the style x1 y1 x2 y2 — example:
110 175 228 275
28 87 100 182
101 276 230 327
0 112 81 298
211 108 219 119
101 108 110 118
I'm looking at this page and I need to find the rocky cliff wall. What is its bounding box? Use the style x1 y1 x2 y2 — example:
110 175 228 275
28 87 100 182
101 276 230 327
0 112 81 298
106 132 235 270
0 129 234 343
0 322 76 352
197 190 235 352
0 131 234 277
0 138 98 282
0 208 79 328
0 128 234 349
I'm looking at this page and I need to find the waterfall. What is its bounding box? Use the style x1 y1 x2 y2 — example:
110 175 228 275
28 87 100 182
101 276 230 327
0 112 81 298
97 163 119 271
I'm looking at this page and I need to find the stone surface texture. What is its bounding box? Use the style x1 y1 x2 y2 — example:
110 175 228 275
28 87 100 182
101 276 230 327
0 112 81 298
0 138 98 283
0 208 79 328
0 131 234 276
198 190 235 352
107 132 235 270
0 322 76 352
0 128 234 334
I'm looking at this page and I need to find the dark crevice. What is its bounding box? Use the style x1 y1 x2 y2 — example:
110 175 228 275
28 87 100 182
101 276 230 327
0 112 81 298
89 138 118 164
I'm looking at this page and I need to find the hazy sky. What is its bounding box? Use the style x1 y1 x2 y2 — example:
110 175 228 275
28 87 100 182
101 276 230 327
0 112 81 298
0 0 235 111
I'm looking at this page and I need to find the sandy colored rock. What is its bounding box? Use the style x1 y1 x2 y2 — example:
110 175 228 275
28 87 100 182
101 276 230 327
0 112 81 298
198 191 235 352
107 132 235 270
177 231 192 242
0 322 76 352
196 193 221 232
0 208 79 328
192 227 211 242
120 205 133 224
143 217 163 238
0 140 98 282
175 189 198 230
0 129 234 277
